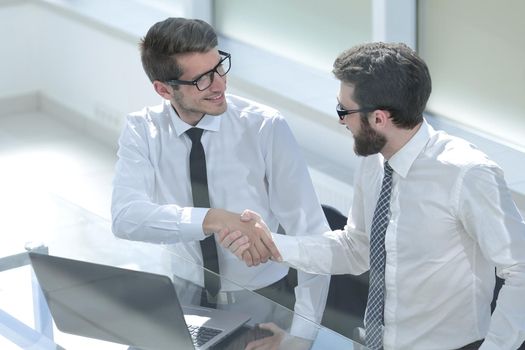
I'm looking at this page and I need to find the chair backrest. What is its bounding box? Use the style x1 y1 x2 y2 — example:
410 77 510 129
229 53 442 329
320 204 369 337
321 204 348 230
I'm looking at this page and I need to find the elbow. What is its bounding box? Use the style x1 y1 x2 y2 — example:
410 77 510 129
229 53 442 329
111 218 140 242
499 262 525 288
111 215 127 239
111 208 133 240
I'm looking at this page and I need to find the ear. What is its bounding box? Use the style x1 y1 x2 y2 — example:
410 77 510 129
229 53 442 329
370 109 391 129
153 80 173 100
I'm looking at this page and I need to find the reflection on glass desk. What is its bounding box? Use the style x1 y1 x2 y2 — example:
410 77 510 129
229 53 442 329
0 196 365 349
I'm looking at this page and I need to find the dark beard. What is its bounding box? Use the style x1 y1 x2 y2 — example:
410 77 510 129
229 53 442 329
353 117 387 156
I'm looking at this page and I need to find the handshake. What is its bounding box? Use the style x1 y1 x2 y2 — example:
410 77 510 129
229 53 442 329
203 209 283 266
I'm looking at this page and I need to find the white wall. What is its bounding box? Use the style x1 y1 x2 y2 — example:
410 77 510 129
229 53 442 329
1 1 159 141
1 2 39 97
36 8 157 129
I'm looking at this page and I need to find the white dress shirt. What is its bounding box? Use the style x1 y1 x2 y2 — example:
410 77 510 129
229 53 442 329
111 94 331 337
274 120 525 349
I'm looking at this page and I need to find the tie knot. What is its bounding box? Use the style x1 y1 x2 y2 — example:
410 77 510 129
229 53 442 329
384 161 393 177
186 127 204 143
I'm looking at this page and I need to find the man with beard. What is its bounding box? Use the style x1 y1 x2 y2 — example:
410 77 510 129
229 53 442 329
219 42 525 350
111 17 330 342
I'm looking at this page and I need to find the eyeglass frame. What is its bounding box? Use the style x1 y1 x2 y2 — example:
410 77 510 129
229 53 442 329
165 50 231 91
336 103 376 120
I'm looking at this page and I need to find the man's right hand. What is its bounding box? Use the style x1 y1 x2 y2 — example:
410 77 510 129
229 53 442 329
203 208 282 266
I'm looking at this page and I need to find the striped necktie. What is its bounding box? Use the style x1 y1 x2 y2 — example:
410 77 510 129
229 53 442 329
365 161 393 350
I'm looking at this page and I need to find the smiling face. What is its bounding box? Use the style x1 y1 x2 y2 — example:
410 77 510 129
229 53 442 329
338 83 387 156
155 49 228 125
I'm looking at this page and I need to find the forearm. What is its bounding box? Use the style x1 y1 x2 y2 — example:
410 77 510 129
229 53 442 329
273 229 369 275
290 272 330 339
111 194 208 244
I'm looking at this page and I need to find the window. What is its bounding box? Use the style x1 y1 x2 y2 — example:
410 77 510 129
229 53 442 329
418 0 525 150
214 0 371 72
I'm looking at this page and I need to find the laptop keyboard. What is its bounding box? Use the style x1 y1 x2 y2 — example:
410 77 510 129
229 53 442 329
187 324 222 347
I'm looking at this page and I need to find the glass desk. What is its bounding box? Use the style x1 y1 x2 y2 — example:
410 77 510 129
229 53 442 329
0 196 366 349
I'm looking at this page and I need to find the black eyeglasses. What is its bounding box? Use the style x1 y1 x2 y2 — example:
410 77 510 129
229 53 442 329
336 103 376 120
166 50 231 91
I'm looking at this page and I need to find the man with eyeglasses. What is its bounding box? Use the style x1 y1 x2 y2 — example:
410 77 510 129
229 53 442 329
110 17 330 343
220 42 525 349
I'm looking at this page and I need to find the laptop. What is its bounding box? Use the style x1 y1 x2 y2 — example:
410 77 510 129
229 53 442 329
28 253 251 350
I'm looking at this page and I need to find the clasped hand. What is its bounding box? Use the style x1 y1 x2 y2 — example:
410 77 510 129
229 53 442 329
217 210 282 266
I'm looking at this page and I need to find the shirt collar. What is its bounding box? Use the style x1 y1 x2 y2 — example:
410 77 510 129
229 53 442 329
165 100 222 136
388 119 435 178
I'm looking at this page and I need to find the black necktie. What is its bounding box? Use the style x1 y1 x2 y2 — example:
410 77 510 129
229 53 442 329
186 127 221 299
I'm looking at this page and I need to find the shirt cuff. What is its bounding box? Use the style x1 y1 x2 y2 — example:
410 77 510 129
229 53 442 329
271 233 300 263
478 339 499 350
179 207 209 240
290 314 320 340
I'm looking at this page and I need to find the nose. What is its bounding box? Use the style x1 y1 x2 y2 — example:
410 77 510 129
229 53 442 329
338 115 347 125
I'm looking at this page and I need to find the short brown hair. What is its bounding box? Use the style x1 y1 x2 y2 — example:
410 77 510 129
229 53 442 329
140 17 218 83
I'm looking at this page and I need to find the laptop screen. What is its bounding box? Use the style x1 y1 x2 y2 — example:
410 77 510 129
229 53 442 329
29 252 198 349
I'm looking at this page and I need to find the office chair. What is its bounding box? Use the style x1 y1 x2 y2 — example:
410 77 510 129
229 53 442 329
320 204 369 339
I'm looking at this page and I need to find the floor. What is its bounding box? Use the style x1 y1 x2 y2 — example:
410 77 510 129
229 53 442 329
0 110 116 222
0 111 121 349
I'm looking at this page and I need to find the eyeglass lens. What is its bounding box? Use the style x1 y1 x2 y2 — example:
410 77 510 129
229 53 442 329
196 55 231 90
